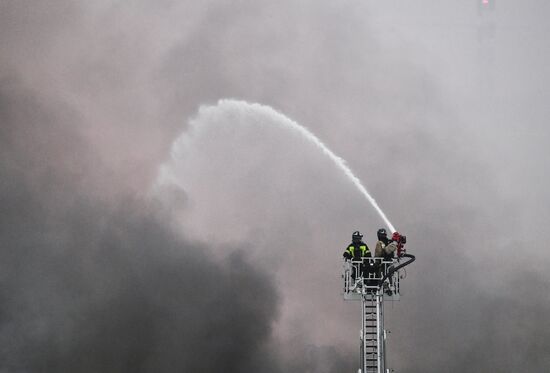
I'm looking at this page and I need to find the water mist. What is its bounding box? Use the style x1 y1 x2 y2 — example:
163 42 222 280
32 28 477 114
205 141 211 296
160 99 395 233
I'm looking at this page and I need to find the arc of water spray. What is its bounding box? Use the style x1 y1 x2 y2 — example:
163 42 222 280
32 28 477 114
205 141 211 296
226 100 396 233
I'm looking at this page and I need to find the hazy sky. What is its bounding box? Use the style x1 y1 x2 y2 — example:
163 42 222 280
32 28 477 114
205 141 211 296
1 1 549 372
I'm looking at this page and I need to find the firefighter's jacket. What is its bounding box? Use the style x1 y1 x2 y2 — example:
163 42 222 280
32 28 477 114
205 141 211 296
343 242 371 261
375 241 385 258
375 240 396 261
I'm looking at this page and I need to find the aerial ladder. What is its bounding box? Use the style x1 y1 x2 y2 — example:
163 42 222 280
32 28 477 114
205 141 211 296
342 233 415 373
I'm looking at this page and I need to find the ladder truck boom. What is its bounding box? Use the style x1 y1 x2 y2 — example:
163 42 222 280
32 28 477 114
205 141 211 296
342 232 415 373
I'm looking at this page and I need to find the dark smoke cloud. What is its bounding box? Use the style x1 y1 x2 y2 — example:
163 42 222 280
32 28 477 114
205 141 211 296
0 85 283 372
2 1 550 372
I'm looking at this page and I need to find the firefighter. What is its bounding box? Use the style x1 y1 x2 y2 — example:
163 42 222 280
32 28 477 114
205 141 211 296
374 228 392 259
343 231 372 291
375 228 396 295
343 231 371 261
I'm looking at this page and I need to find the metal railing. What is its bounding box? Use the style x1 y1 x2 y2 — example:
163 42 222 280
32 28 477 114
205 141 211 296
342 258 400 300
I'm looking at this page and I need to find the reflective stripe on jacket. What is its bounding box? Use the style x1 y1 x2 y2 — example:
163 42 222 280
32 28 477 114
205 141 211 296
346 243 371 260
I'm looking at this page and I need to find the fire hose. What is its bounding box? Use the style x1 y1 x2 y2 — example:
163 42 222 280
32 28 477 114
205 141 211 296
378 253 416 289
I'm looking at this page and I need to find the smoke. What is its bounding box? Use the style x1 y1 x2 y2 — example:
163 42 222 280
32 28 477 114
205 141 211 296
0 12 354 371
154 96 550 373
0 84 285 372
159 99 395 232
2 1 550 372
154 98 381 356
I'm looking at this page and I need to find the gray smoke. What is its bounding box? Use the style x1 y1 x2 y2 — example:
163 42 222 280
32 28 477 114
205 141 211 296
0 84 284 372
2 1 550 372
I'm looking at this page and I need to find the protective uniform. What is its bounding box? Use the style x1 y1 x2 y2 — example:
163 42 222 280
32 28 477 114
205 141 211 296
374 228 394 261
343 231 372 291
375 228 395 295
344 242 371 260
343 231 371 260
374 241 385 258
